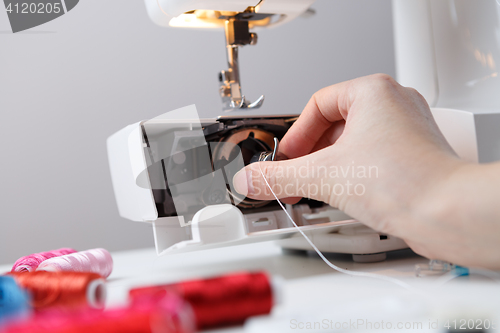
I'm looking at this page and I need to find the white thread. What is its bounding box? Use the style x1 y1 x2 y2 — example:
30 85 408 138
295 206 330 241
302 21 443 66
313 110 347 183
257 164 414 291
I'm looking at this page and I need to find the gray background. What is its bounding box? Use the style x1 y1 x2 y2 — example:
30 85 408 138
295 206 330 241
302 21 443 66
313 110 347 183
0 0 395 264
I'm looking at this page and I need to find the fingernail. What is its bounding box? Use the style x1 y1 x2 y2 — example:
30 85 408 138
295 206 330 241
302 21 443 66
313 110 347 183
233 169 254 196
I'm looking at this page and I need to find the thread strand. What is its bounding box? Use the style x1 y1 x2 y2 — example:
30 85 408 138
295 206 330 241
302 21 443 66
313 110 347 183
257 164 413 290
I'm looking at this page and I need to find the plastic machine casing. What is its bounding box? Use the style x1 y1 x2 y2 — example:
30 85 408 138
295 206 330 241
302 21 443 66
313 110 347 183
394 0 500 163
107 0 500 260
107 106 408 261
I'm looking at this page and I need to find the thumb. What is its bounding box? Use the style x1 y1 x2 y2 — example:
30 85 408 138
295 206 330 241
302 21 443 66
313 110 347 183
232 157 329 203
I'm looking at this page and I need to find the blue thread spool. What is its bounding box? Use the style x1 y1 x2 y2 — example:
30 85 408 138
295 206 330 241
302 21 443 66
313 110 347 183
0 276 30 326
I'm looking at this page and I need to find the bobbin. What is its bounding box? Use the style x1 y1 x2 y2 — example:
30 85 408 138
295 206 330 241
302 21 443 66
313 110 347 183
108 105 409 260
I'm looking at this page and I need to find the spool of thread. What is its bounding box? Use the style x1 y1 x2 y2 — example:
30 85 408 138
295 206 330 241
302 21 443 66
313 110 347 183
8 272 106 310
1 292 194 333
129 271 281 330
11 248 77 273
36 248 113 278
0 276 30 326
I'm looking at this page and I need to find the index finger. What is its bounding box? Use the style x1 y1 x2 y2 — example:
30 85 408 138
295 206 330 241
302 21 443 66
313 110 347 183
279 80 352 159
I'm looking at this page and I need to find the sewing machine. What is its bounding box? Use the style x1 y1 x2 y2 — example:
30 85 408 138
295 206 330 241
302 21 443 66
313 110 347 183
107 0 500 262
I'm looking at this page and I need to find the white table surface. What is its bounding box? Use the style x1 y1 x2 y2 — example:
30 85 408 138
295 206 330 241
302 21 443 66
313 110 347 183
2 242 500 332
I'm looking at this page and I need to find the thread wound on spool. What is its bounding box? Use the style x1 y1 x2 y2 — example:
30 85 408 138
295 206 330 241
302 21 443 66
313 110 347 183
0 276 30 325
129 271 274 329
36 248 113 278
11 248 77 273
8 271 106 310
1 292 194 333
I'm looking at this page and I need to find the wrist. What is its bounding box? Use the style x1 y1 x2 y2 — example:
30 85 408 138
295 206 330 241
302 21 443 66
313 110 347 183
388 155 468 252
399 159 500 268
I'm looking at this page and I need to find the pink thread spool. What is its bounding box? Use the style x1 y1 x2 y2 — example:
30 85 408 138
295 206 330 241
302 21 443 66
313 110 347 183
11 248 77 273
36 248 113 278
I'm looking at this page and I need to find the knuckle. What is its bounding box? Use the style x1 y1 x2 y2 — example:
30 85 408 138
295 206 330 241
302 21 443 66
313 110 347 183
405 86 420 95
405 87 428 105
261 161 291 197
370 73 397 85
262 164 276 185
363 73 399 94
260 163 281 188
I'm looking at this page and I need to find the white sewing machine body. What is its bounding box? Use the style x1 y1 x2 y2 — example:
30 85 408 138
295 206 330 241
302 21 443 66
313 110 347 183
107 0 500 260
144 0 316 29
107 108 407 262
394 0 500 163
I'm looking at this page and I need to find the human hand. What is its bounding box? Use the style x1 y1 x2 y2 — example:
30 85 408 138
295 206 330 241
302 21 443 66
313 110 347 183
232 74 477 265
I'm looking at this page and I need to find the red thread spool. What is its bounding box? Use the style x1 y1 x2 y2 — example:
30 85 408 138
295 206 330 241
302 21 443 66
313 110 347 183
2 293 194 333
129 271 277 330
8 272 106 310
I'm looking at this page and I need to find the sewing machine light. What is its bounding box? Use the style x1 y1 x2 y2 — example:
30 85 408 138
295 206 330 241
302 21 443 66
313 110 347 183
168 10 276 29
168 13 222 29
144 0 316 111
145 0 316 29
